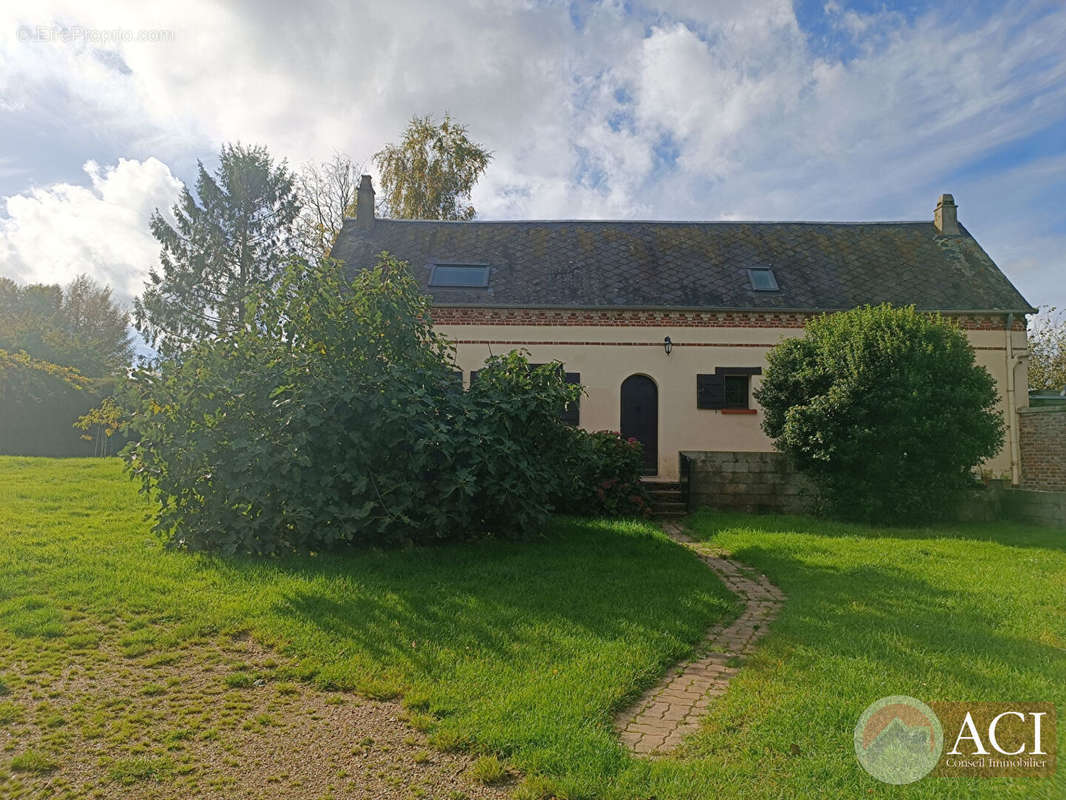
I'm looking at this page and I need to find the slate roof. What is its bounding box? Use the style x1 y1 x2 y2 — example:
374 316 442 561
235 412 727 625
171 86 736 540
331 218 1034 313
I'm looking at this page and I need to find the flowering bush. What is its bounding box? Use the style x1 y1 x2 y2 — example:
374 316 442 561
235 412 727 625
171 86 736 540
553 430 650 518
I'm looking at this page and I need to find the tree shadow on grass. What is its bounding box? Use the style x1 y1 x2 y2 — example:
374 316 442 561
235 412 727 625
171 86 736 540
756 556 1060 692
690 510 1066 552
689 515 1066 709
666 538 1066 798
201 518 739 701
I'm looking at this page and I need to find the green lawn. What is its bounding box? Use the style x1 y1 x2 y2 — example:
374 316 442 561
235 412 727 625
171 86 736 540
1 457 1064 799
0 457 734 798
655 511 1066 800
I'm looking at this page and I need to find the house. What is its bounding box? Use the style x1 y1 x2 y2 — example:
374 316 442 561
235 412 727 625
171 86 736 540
332 178 1035 484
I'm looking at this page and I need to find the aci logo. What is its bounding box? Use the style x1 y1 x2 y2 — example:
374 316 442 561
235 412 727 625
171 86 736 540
855 697 1056 783
854 696 944 784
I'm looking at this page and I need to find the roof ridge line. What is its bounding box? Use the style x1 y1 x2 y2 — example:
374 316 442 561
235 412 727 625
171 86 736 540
364 218 934 226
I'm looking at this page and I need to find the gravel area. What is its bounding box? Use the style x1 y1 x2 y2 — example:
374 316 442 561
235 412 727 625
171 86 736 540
0 631 514 799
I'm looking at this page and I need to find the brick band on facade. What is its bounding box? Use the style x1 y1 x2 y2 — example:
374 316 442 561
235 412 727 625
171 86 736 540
432 307 1023 330
450 339 1008 352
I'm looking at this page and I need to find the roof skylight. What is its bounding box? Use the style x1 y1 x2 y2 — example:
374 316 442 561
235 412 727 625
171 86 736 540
748 268 779 291
429 264 490 287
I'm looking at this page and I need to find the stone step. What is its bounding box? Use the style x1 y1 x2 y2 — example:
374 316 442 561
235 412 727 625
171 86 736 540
653 510 687 519
648 489 682 501
643 481 686 517
644 483 682 498
642 481 682 491
651 501 687 513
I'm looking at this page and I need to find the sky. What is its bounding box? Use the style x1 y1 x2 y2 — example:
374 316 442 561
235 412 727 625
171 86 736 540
1 0 1064 312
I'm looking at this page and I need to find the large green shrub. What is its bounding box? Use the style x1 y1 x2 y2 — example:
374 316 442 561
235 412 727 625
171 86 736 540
754 304 1004 521
124 255 582 554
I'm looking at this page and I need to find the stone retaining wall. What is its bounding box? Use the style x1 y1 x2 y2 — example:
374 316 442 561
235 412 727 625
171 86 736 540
952 484 1066 528
1002 488 1066 528
682 451 1064 529
680 451 816 515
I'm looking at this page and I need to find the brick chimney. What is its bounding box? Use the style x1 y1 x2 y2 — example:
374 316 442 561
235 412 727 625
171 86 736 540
356 175 375 229
934 193 959 235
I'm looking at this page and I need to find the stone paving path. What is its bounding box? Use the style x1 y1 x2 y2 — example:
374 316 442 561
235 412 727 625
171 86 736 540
615 520 785 756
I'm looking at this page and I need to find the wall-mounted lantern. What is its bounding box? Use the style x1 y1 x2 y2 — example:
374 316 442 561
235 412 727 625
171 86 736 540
664 336 672 355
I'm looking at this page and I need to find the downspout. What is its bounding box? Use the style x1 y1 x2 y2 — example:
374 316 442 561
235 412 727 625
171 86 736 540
1004 313 1022 486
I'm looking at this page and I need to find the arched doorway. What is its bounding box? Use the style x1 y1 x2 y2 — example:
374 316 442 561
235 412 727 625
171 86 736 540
620 374 658 475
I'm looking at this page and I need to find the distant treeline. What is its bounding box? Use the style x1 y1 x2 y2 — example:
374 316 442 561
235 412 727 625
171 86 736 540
0 275 133 457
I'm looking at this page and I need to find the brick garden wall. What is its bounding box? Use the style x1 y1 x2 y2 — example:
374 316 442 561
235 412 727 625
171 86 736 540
1019 406 1066 491
681 451 816 515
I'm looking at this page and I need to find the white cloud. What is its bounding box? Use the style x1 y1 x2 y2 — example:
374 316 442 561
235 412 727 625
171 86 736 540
625 4 1066 218
0 0 1063 306
0 158 181 303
